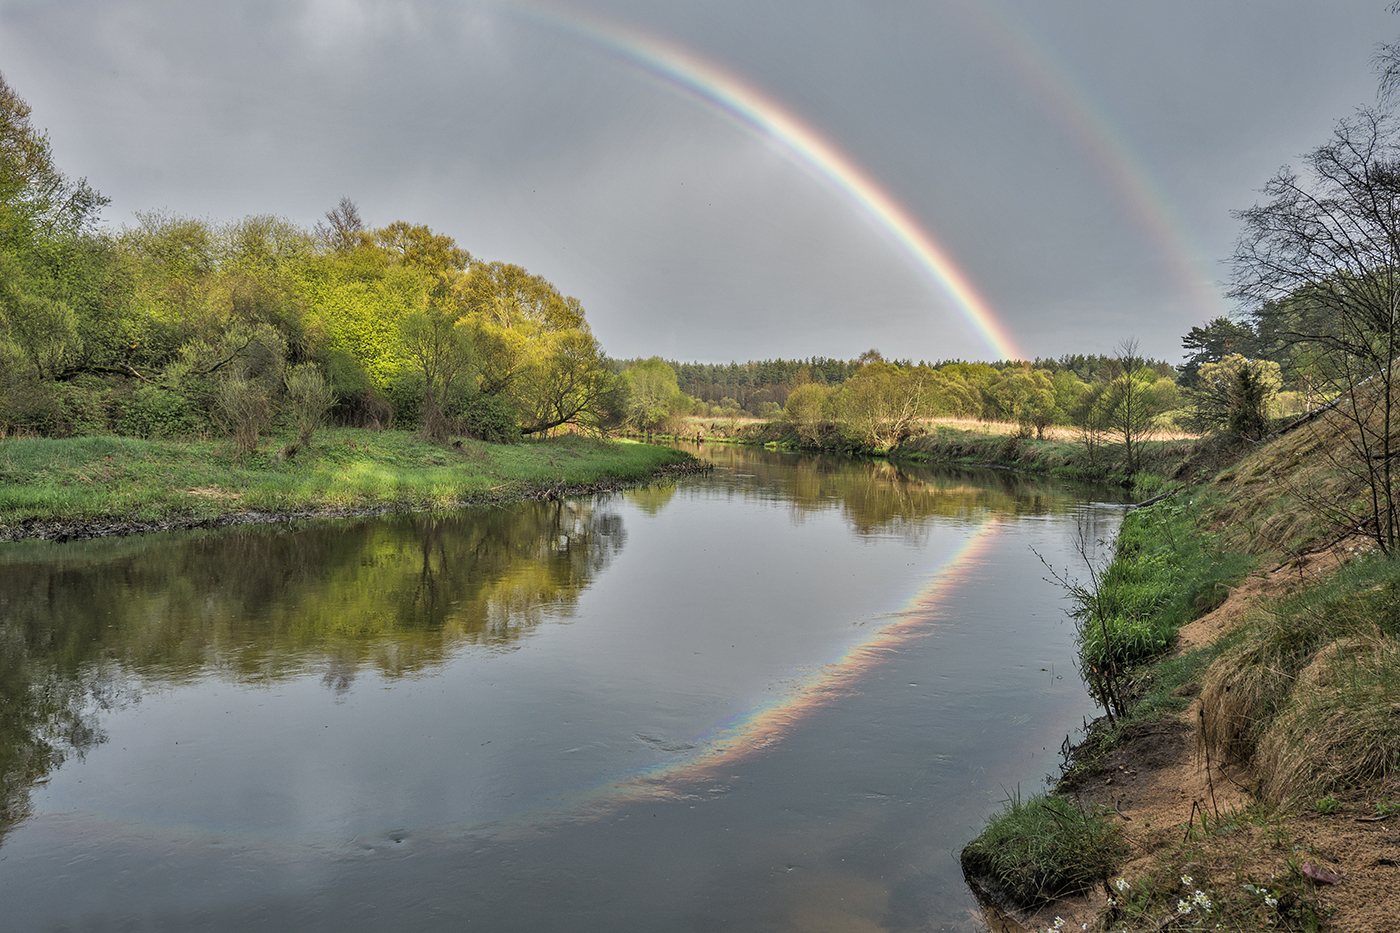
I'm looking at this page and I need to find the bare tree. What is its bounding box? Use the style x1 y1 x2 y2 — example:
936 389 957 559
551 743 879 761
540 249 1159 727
315 197 365 252
1231 108 1400 551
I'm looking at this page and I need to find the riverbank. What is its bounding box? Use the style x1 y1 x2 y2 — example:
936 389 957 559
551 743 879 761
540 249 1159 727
0 430 700 542
962 411 1400 933
642 417 1220 493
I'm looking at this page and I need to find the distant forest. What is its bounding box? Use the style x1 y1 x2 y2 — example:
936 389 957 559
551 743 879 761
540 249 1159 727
623 353 1178 419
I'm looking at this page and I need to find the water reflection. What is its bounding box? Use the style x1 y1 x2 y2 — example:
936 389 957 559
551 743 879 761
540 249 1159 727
672 441 1111 536
0 499 625 841
0 448 1126 932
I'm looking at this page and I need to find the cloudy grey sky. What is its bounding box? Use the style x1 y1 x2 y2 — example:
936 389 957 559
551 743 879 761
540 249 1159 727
1 0 1394 364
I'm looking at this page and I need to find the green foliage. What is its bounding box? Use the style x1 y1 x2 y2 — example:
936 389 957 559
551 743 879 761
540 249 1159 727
213 375 274 454
117 385 201 438
53 377 113 436
784 382 831 441
960 790 1126 908
1188 353 1281 439
284 363 334 446
384 369 425 427
399 301 474 440
620 357 684 431
835 361 938 448
456 391 521 444
1180 316 1261 386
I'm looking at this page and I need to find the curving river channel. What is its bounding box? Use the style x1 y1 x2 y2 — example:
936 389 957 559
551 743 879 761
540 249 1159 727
0 443 1125 932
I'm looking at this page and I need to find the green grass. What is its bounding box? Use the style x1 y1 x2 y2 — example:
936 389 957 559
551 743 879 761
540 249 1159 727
0 430 693 533
1076 496 1254 678
1201 548 1400 776
959 790 1126 909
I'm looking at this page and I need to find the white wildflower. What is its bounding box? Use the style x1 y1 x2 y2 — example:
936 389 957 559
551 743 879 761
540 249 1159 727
1181 874 1194 886
1114 877 1130 892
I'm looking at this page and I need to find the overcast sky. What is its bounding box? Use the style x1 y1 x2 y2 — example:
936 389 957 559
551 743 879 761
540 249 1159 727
1 0 1395 364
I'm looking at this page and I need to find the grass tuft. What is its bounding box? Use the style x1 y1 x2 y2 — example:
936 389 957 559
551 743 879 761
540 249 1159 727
960 790 1125 910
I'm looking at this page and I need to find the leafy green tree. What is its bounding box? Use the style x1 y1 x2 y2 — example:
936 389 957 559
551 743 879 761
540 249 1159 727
1189 354 1281 440
986 368 1057 438
1099 340 1173 473
399 298 474 441
621 357 683 430
784 382 831 441
836 362 934 448
1179 317 1258 386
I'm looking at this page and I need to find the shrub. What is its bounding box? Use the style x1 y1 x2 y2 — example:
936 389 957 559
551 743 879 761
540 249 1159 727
960 791 1125 909
455 391 520 444
117 385 202 438
53 377 113 436
284 363 334 445
213 376 273 454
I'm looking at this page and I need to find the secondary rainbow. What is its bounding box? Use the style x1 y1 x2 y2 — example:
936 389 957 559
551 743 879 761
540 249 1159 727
497 1 1023 362
948 1 1228 322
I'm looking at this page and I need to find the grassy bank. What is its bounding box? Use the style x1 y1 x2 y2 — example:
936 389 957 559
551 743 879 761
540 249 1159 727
0 429 695 540
963 465 1400 931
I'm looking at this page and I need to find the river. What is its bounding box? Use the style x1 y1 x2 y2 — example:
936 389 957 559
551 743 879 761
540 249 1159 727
0 442 1124 931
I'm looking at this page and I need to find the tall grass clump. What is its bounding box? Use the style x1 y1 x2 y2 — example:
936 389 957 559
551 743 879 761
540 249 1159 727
1255 635 1400 803
1200 550 1400 799
960 791 1125 909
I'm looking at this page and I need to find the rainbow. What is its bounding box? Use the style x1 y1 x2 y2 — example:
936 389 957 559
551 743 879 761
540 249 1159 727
948 2 1228 322
494 1 1024 362
564 520 1001 813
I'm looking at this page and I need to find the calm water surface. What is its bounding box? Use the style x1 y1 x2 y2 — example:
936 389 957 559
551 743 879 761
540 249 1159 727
0 444 1124 931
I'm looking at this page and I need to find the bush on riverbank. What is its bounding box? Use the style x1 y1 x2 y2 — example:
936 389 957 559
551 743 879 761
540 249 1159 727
959 791 1126 912
652 417 1220 491
0 430 692 538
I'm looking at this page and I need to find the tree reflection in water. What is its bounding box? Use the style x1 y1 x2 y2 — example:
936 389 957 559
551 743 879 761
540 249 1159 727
0 498 626 844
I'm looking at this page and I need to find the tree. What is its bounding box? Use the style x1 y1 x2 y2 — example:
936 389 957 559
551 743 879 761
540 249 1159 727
514 328 612 436
0 71 106 238
1188 353 1281 440
399 296 473 441
315 197 365 253
784 382 831 442
986 367 1057 438
1230 108 1400 551
836 362 933 448
621 357 683 431
1179 317 1258 386
1099 339 1171 474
